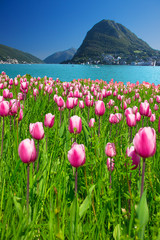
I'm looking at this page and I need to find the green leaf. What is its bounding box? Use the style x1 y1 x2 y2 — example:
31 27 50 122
136 190 149 240
79 185 95 219
113 224 121 240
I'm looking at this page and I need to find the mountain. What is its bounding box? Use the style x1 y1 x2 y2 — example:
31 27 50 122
44 48 77 64
0 44 43 64
71 20 160 64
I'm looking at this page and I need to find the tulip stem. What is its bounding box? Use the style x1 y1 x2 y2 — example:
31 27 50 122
27 163 30 216
46 128 48 152
37 140 39 172
10 116 12 131
98 116 101 137
68 109 71 124
75 168 78 197
1 117 4 159
109 173 112 189
140 158 146 198
60 110 62 127
88 107 90 124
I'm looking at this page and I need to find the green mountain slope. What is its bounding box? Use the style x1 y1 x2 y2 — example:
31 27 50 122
0 44 44 63
44 48 77 63
72 20 160 64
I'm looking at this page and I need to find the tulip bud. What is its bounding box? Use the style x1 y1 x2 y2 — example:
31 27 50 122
44 113 55 128
68 143 86 168
18 139 37 163
105 143 116 157
29 122 44 140
69 115 82 134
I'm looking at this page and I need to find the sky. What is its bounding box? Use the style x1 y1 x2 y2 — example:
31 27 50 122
1 0 160 60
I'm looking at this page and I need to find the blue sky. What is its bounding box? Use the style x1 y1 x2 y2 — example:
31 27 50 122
1 0 160 59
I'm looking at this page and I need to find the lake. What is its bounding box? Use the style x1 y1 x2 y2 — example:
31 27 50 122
0 64 160 85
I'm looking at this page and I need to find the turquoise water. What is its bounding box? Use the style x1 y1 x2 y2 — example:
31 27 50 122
0 64 160 85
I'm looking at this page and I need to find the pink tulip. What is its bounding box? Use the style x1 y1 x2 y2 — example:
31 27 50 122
126 114 136 127
89 118 95 128
18 109 23 121
68 143 86 168
3 89 10 98
133 127 156 158
106 158 114 171
73 98 78 107
66 97 74 109
0 83 4 89
149 98 153 104
139 101 149 116
0 101 9 116
132 106 138 114
120 101 127 110
9 79 13 85
150 114 156 122
69 115 82 134
148 109 152 117
154 104 158 111
18 139 37 163
115 113 122 122
125 108 133 117
156 95 160 103
95 100 105 116
0 96 4 102
105 143 116 157
21 82 28 90
79 100 84 109
57 96 64 107
109 114 115 124
126 146 140 170
135 112 141 122
44 113 55 128
29 122 44 140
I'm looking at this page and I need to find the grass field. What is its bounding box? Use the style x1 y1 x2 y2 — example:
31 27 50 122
0 72 160 239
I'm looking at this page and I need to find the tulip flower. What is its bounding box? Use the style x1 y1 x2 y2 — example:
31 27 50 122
79 100 84 109
95 100 105 116
133 127 156 197
29 122 44 140
3 89 10 99
18 138 37 214
126 146 140 170
29 122 44 172
44 113 55 150
89 118 95 128
18 139 37 164
105 143 116 157
106 157 114 189
0 101 9 158
150 114 155 123
0 101 9 117
44 113 55 128
68 143 86 195
95 100 105 137
140 101 149 116
68 115 82 135
106 158 114 172
18 109 23 122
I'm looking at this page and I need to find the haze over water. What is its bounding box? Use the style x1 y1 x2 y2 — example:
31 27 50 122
0 64 160 85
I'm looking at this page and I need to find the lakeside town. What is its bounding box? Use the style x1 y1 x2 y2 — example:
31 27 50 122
0 55 160 66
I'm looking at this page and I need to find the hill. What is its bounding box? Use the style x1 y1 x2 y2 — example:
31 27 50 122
44 48 77 64
71 20 160 65
0 44 43 64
